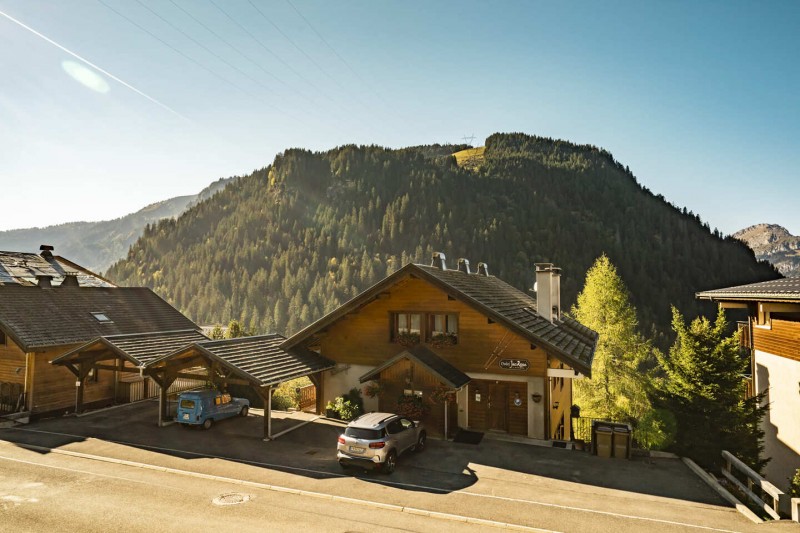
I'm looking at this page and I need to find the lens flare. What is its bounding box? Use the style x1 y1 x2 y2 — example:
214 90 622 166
61 60 110 93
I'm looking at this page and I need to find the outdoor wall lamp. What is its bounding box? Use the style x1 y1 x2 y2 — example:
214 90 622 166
552 401 560 410
531 392 542 403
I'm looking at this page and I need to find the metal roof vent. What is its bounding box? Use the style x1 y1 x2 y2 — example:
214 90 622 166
61 272 80 287
36 274 53 289
431 252 447 271
477 262 489 276
456 258 471 274
39 244 54 259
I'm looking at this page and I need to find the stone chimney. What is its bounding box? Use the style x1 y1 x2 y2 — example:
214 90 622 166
535 263 560 323
39 244 54 260
36 274 53 289
477 262 489 276
431 252 447 271
456 258 471 274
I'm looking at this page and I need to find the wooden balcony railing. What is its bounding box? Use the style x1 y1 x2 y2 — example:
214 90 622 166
738 321 752 350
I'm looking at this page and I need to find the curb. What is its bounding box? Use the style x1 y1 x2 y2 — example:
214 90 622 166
681 457 762 524
4 440 555 533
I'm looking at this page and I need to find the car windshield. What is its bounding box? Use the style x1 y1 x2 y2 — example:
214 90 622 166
344 427 383 440
179 399 195 409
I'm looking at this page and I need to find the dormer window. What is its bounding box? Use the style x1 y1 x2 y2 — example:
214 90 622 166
91 312 112 323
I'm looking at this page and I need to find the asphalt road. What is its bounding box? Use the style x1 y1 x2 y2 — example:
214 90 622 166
0 403 767 532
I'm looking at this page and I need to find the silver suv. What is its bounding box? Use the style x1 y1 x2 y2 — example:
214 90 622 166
337 412 426 474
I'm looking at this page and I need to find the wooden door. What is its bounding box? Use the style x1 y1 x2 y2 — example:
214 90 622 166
487 382 508 432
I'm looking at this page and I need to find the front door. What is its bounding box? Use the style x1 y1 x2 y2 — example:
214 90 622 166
487 382 508 432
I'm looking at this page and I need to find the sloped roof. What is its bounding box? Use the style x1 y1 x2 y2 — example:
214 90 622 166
0 285 200 352
51 330 210 366
0 251 114 287
697 277 800 303
284 263 598 376
146 334 336 387
359 346 471 389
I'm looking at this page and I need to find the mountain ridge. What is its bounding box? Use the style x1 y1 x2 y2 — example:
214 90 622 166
0 177 234 273
105 133 780 345
733 223 800 276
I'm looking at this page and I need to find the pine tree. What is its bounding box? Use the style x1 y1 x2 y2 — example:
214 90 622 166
571 255 653 423
653 306 768 471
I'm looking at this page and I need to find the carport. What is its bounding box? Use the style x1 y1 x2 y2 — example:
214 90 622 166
144 335 335 440
52 331 334 440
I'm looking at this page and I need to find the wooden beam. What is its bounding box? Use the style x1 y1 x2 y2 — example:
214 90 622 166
94 363 139 373
258 386 273 440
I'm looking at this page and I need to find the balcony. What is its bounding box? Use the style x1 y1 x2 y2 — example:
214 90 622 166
737 321 752 350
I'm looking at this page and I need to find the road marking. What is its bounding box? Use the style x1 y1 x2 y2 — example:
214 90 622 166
0 441 557 533
1 428 745 532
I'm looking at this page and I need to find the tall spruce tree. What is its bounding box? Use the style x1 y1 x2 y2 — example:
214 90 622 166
654 307 768 471
571 255 653 423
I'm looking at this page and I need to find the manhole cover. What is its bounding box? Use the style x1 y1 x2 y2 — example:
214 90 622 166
212 493 251 506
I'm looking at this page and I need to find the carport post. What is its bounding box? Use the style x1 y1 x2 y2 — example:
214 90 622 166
263 385 272 441
156 372 177 427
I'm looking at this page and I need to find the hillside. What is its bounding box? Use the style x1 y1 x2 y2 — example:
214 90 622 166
0 177 234 273
106 133 780 345
733 223 800 276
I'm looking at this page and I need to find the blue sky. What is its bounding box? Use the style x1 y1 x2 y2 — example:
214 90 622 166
0 0 797 235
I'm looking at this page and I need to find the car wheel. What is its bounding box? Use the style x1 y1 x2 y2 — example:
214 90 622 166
202 418 213 430
240 406 249 417
414 431 427 453
338 461 347 470
383 451 397 474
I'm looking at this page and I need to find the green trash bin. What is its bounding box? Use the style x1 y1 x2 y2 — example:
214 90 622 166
595 427 613 458
613 427 630 459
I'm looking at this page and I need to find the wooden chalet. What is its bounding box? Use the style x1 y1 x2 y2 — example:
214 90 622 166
698 277 800 493
283 253 598 441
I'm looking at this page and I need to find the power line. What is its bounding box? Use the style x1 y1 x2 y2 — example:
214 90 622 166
0 8 185 119
284 0 388 107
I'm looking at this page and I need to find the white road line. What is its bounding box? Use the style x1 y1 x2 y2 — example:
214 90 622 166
1 428 744 532
0 454 155 487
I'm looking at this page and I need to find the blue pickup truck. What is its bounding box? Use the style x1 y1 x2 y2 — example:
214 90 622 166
175 389 250 429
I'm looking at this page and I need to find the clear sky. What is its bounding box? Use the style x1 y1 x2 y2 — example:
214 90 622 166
1 0 797 235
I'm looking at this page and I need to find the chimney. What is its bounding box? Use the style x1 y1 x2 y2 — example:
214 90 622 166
431 252 447 271
36 274 53 289
39 244 54 260
535 263 554 322
477 262 489 276
456 258 471 274
61 272 80 287
550 267 561 321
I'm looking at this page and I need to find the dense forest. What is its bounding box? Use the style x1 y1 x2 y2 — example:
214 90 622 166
106 133 779 346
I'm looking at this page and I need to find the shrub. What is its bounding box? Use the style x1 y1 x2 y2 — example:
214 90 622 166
789 468 800 498
271 377 312 411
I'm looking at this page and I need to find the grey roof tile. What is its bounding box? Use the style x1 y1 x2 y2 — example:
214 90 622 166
697 277 800 302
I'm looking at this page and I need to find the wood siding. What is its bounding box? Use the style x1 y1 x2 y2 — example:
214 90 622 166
319 277 549 377
376 358 457 437
0 337 27 385
31 346 115 414
754 319 800 362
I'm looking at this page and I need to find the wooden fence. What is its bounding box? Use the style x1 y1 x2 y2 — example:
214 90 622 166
297 384 316 412
119 377 205 404
721 450 786 520
0 382 24 414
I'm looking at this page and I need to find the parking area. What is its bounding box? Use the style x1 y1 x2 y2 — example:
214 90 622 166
0 400 761 532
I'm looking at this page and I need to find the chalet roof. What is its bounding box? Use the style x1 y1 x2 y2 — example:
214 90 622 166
697 277 800 303
284 262 598 376
359 346 471 389
0 251 114 287
145 334 335 387
51 330 210 367
0 285 200 352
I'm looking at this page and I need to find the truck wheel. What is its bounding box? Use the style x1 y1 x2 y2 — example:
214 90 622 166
240 406 249 417
202 418 213 430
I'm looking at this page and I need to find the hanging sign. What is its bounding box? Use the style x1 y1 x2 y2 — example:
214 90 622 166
499 359 530 371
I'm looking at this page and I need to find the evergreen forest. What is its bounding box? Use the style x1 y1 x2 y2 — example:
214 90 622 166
106 132 780 345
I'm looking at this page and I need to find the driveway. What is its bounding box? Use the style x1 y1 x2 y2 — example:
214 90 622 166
0 400 761 532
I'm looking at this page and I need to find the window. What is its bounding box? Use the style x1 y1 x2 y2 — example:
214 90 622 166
91 312 111 323
344 427 384 439
386 419 404 434
391 313 421 343
427 313 458 345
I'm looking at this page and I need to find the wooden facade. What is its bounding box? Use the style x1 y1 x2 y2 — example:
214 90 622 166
317 275 575 439
753 319 800 363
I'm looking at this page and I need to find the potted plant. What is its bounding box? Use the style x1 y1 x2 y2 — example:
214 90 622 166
396 394 429 420
363 381 383 399
430 383 455 403
429 333 457 348
395 331 420 347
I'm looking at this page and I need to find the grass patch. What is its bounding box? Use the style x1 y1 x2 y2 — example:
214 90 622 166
453 146 485 169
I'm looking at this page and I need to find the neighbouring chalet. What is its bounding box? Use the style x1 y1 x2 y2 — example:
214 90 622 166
0 246 115 288
698 277 800 492
283 253 598 441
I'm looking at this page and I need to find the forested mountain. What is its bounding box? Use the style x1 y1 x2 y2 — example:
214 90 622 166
733 223 800 276
0 177 234 273
106 133 780 346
